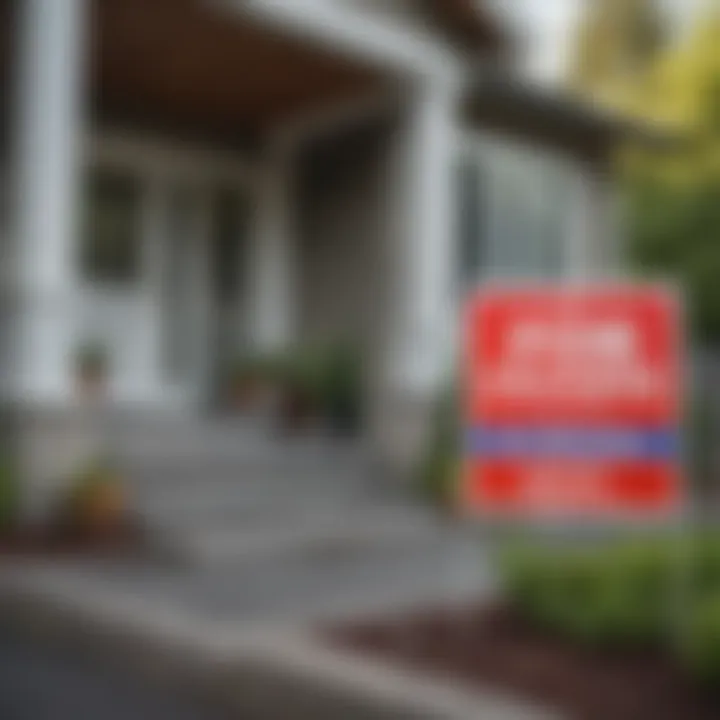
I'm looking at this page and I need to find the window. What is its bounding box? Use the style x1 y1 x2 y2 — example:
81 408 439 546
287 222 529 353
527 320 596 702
81 169 141 283
457 138 571 286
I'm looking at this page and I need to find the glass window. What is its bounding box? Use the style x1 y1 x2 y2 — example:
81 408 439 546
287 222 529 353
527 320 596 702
81 169 141 283
457 139 570 286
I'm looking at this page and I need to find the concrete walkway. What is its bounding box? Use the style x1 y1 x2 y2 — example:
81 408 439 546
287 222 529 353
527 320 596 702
0 553 558 720
0 420 561 718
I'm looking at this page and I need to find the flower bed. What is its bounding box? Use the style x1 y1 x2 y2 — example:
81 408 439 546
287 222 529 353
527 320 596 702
331 603 719 720
329 535 720 719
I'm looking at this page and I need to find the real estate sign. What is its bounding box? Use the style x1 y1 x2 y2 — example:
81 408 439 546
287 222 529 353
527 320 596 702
462 284 683 518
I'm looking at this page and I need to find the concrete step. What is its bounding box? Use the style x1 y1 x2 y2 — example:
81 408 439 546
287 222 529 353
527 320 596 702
124 451 378 517
54 525 491 623
133 476 380 523
123 452 372 483
159 503 445 566
103 416 425 567
118 435 368 469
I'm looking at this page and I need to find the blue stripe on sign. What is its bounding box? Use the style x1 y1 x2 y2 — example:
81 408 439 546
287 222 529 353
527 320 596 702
465 427 679 460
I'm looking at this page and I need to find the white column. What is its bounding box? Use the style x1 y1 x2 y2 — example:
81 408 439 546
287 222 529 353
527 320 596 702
371 81 458 476
245 141 296 353
386 81 457 396
11 0 87 402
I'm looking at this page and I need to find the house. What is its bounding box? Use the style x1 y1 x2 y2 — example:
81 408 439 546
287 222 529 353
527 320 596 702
0 0 643 508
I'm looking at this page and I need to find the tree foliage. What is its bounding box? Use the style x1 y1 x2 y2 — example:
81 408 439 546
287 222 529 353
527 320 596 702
571 5 720 343
569 0 668 101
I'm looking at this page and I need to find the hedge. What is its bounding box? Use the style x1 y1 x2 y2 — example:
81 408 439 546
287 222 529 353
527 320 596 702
499 534 720 683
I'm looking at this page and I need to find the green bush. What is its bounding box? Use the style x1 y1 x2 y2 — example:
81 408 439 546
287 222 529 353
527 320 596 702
691 533 720 594
500 537 694 647
501 544 649 644
680 595 720 684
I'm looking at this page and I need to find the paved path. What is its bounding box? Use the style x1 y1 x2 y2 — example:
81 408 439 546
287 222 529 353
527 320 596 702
0 624 240 720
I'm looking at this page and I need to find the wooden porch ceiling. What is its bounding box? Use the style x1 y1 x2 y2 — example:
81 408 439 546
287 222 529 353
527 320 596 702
91 0 384 146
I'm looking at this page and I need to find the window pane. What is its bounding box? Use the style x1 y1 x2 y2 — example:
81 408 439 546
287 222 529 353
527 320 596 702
469 142 569 280
81 169 141 282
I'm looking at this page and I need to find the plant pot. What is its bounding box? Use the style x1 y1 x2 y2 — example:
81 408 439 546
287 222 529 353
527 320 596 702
64 482 128 541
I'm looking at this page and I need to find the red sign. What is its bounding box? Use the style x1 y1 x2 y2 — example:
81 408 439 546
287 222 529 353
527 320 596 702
461 284 683 518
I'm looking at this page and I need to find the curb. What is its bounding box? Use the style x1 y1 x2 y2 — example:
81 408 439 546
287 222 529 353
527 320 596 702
0 565 560 720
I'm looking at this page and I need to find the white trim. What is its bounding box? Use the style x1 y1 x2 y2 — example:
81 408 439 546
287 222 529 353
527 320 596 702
219 0 462 83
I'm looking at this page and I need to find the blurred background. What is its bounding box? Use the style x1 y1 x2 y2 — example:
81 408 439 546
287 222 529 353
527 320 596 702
0 1 717 718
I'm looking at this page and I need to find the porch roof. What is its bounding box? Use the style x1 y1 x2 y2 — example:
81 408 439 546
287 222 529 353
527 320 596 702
90 0 385 147
465 75 676 168
425 0 506 55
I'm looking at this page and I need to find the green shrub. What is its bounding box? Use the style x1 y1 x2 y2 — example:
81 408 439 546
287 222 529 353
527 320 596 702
692 533 720 594
598 541 676 644
680 595 720 684
500 537 693 647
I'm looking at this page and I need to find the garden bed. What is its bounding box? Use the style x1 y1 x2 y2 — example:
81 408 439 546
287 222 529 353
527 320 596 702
330 603 720 720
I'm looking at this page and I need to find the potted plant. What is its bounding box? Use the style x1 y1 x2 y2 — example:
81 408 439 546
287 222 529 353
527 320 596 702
75 341 109 398
276 347 325 432
53 459 128 541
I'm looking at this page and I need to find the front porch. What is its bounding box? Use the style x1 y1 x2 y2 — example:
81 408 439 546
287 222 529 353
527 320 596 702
0 0 634 517
1 0 460 426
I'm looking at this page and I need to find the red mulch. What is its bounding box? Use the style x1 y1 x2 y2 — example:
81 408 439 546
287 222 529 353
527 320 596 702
328 605 720 720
